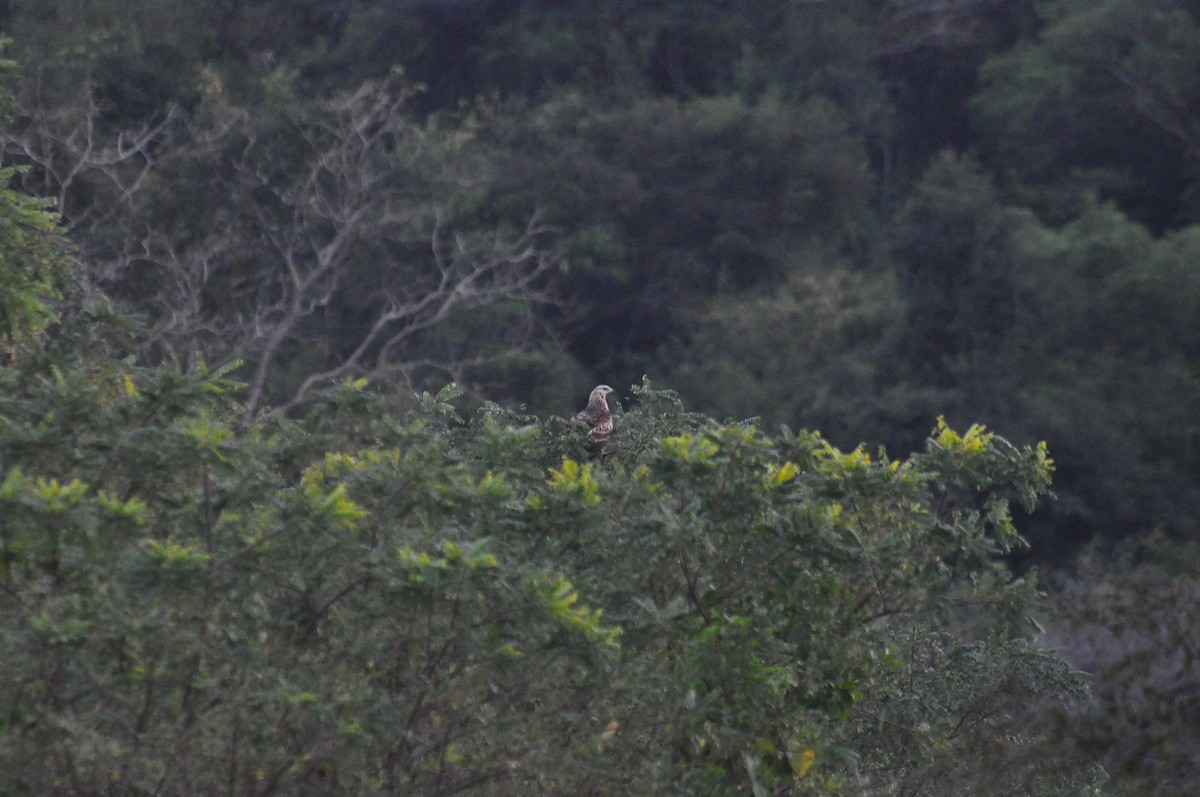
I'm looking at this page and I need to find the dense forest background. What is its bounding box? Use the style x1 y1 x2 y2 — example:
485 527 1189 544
4 0 1200 558
1 1 1200 794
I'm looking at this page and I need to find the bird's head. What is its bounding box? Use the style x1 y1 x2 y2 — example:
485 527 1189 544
590 384 614 403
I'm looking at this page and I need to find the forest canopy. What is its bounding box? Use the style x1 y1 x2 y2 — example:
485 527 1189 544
0 0 1196 556
1 2 1199 794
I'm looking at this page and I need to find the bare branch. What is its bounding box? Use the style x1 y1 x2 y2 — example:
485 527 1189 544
220 79 561 422
1105 55 1200 164
874 0 1004 57
10 75 562 419
3 75 188 230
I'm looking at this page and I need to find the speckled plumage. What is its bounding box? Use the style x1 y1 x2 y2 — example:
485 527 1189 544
576 385 614 456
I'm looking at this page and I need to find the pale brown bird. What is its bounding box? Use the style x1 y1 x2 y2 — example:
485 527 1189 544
576 384 614 457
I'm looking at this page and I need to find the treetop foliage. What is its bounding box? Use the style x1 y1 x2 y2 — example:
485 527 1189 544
0 318 1085 793
0 187 1084 790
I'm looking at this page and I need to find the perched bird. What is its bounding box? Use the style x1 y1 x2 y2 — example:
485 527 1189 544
576 384 614 457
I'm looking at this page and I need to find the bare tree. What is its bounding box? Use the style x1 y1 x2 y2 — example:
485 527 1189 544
226 79 561 421
875 0 1008 56
5 69 185 231
6 74 563 420
1100 17 1200 166
4 71 247 346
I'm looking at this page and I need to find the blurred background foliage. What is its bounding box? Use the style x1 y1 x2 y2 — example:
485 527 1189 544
0 0 1178 560
1 2 1199 791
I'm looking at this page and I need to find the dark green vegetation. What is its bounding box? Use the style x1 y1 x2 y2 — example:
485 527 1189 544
2 0 1198 555
1 1 1199 794
0 253 1089 792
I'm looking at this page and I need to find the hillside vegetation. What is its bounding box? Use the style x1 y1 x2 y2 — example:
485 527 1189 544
2 2 1199 793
